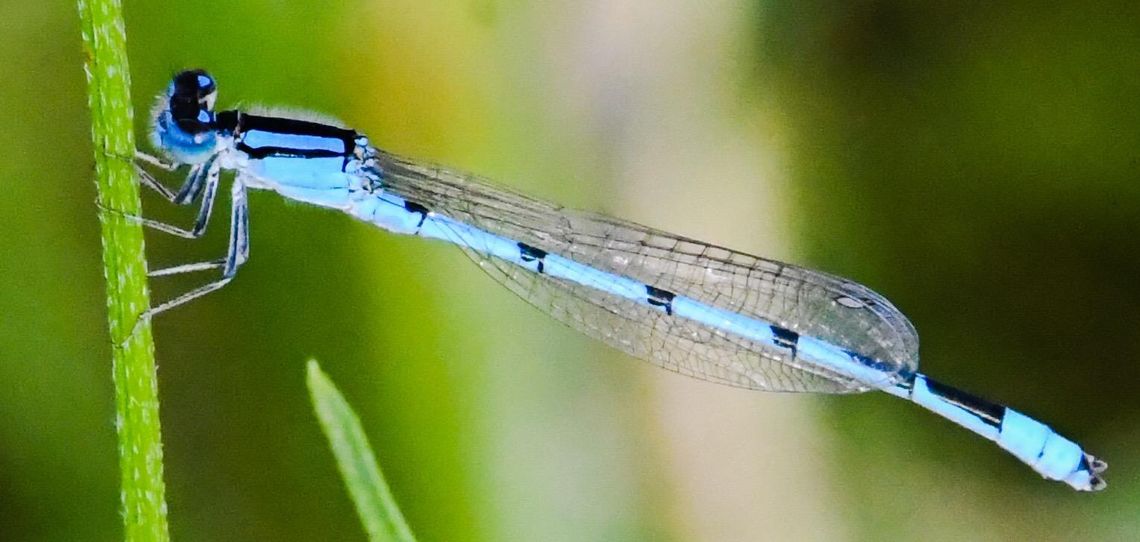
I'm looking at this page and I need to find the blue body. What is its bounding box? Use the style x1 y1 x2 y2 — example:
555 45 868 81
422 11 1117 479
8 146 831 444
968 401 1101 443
144 70 1106 491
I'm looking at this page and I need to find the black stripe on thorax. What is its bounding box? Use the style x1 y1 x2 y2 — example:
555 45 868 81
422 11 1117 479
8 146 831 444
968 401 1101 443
224 111 358 162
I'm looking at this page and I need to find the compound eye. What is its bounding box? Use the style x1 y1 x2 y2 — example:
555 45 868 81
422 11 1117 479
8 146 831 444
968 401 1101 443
169 69 218 134
172 69 217 109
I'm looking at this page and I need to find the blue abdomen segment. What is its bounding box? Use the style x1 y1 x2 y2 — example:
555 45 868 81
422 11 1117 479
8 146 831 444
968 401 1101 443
895 375 1105 491
998 409 1099 489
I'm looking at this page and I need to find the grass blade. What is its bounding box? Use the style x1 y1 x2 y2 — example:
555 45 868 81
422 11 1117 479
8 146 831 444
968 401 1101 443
307 360 417 542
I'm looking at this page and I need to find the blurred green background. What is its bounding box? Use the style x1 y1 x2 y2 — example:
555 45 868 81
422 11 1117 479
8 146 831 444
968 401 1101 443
2 1 1138 540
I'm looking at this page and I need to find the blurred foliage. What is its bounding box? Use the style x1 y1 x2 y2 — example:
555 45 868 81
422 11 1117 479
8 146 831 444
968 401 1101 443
307 360 416 542
756 2 1140 539
0 1 1136 541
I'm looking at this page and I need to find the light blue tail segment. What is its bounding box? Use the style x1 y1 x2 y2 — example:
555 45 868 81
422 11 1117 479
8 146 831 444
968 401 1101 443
887 375 1107 491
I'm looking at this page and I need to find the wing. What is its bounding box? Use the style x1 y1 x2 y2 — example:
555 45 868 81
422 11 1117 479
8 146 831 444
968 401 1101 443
374 150 920 393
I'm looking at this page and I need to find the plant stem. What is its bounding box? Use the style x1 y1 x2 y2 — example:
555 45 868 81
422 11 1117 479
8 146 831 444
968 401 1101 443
78 1 170 540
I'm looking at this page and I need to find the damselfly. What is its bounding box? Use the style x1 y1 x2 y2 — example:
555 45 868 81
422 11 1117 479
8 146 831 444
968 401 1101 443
133 70 1106 491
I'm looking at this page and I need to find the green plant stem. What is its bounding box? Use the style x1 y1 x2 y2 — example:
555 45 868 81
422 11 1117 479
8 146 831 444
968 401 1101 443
307 360 417 542
78 1 170 540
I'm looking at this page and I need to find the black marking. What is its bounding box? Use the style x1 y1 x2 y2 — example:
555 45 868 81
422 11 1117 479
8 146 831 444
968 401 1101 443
170 70 217 135
844 350 916 383
646 285 676 315
215 110 239 133
404 201 429 229
233 113 358 163
847 351 898 375
924 377 1005 427
518 242 547 273
770 326 799 357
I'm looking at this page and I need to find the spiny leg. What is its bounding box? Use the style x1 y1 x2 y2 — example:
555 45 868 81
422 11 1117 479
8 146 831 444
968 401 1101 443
98 151 201 222
134 150 211 205
129 158 222 239
143 180 251 317
128 151 180 201
224 176 251 274
149 259 226 277
133 151 206 205
135 150 179 172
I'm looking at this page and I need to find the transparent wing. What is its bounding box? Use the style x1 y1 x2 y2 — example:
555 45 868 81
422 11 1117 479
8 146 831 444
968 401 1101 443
375 151 920 393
